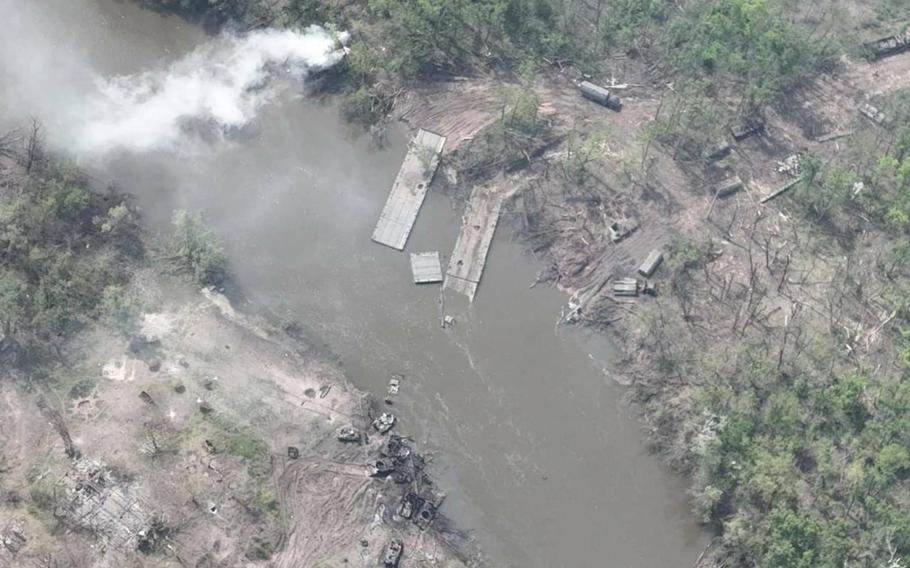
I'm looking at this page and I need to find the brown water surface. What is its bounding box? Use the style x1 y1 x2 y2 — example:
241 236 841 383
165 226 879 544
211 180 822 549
1 2 708 565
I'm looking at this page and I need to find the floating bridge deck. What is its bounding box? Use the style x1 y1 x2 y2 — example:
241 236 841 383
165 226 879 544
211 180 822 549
371 129 446 250
444 187 503 302
410 252 444 284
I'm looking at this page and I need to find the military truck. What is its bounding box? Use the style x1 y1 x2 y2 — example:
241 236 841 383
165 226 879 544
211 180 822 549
578 81 622 111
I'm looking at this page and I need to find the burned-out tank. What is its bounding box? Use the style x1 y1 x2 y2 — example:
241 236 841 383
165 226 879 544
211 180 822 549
383 539 403 567
864 29 910 60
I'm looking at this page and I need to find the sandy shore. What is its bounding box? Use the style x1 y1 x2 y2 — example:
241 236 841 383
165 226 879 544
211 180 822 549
0 269 479 567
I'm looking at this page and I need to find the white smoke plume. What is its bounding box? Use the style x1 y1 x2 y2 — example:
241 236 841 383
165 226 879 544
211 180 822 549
77 27 348 154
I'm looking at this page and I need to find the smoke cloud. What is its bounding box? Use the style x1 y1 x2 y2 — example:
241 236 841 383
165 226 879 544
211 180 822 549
77 27 348 154
0 0 347 156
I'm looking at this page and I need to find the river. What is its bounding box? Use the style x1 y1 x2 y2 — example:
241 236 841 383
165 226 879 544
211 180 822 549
1 1 707 566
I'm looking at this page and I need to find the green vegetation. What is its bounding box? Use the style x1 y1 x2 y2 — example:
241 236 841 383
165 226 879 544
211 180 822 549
91 1 910 566
354 0 584 78
197 410 279 520
99 284 143 336
634 84 910 566
140 0 247 25
255 487 279 514
501 62 543 137
650 83 727 159
688 348 910 566
333 0 587 125
666 0 836 105
793 89 910 231
203 411 270 466
168 210 228 287
279 0 335 26
27 475 60 514
637 250 910 566
562 123 611 185
0 152 140 360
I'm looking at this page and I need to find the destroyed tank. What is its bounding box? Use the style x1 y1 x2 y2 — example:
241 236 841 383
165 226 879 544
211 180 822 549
383 539 403 567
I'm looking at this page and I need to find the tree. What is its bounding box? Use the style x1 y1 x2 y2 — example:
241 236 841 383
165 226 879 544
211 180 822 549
99 285 142 337
23 118 44 174
168 210 228 287
0 269 27 341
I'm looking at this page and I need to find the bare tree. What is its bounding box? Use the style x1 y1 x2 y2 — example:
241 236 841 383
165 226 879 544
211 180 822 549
36 394 80 460
23 117 44 174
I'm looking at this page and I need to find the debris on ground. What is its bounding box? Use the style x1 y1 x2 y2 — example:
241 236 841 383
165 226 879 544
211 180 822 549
608 220 636 243
715 176 744 198
372 412 396 434
704 141 732 161
381 435 411 460
730 117 764 141
815 130 853 143
139 435 163 457
59 460 161 554
136 514 171 554
128 334 160 355
859 102 886 125
776 154 802 177
1 527 26 554
385 375 401 404
613 278 639 297
370 435 427 485
760 176 806 204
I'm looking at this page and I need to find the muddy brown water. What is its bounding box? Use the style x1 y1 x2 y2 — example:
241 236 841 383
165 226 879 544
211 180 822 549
2 1 708 565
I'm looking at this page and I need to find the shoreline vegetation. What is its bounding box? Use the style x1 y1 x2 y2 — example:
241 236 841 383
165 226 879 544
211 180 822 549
151 1 910 566
0 124 477 563
2 0 910 566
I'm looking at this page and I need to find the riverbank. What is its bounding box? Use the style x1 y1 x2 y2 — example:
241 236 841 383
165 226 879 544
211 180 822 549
428 48 910 564
3 1 710 561
9 0 910 565
0 122 479 565
0 264 480 567
318 5 910 565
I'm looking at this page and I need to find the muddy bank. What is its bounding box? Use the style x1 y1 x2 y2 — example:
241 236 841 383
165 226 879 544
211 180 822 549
1 2 712 566
0 266 480 567
114 0 910 565
445 41 910 566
